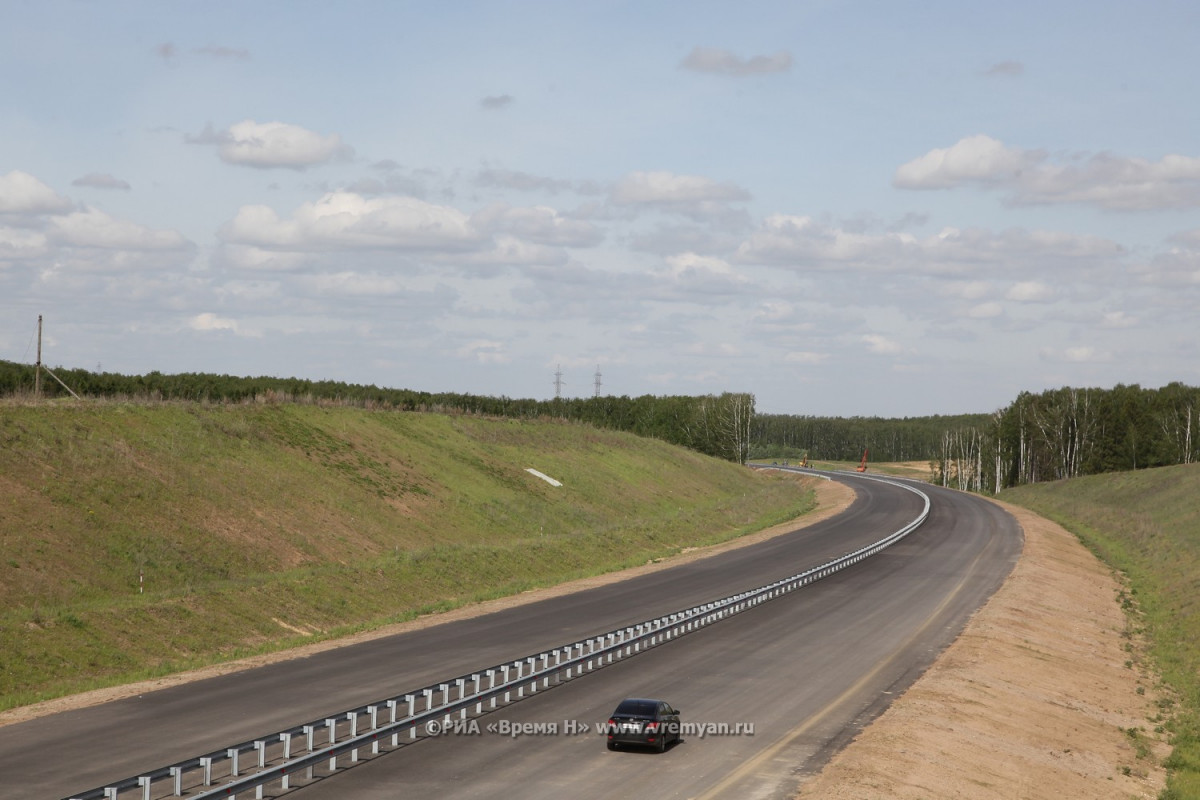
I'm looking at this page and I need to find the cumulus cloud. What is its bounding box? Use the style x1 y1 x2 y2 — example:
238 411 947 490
862 334 902 355
72 173 131 191
48 208 192 251
1040 346 1110 363
1006 281 1056 302
784 351 829 365
190 312 239 332
735 214 1123 274
0 170 74 214
894 134 1040 190
895 134 1200 210
680 47 792 76
611 170 751 223
470 203 603 247
221 191 582 267
457 339 510 364
475 168 573 194
190 120 349 170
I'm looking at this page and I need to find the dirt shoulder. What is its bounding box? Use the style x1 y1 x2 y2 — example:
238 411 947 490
1 475 854 728
795 498 1167 799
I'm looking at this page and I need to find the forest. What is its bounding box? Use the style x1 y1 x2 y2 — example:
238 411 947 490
3 359 1196 491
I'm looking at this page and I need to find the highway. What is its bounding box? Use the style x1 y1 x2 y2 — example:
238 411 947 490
1 473 1022 799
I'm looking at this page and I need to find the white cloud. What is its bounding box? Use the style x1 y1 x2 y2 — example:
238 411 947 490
862 334 902 355
192 120 348 170
470 204 603 247
662 252 743 282
71 173 131 191
222 192 479 251
189 312 239 332
457 339 510 364
736 215 1122 274
610 171 751 223
48 208 192 251
0 227 49 261
1006 281 1056 302
1101 310 1138 328
0 170 74 214
612 170 749 206
896 135 1200 210
967 301 1003 319
893 134 1039 190
1040 346 1110 363
680 47 792 77
784 351 828 365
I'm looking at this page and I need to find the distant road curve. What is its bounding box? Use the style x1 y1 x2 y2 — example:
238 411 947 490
3 472 1021 800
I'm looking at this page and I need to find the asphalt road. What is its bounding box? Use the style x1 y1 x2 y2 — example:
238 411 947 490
2 473 1022 799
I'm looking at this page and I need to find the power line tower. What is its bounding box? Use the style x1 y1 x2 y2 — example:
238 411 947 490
593 365 602 397
553 364 565 399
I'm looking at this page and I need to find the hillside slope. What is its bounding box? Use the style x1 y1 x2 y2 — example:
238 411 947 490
0 400 815 710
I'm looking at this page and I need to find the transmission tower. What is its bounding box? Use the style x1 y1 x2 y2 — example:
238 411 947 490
553 364 565 399
593 365 602 397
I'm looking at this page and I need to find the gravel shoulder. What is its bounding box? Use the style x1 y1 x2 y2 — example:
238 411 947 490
794 497 1168 799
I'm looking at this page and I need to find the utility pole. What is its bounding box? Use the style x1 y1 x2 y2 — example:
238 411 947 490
593 365 602 397
553 365 565 399
35 315 43 398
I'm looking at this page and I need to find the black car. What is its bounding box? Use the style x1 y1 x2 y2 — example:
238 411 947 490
605 697 681 752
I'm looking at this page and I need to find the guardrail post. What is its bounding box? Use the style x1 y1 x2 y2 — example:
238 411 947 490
104 789 118 800
255 739 267 768
347 712 359 761
368 706 379 754
304 724 316 752
326 718 338 770
281 731 293 760
387 700 399 745
473 674 483 711
501 665 511 702
170 765 183 796
138 776 151 800
423 688 434 713
200 756 213 786
228 747 240 776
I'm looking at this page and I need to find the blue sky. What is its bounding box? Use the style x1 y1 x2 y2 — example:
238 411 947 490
2 1 1198 416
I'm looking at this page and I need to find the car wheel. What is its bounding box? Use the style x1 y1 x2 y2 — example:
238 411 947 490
657 734 667 753
607 741 617 751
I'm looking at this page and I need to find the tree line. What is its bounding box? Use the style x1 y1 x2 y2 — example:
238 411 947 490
5 360 1194 485
0 360 755 464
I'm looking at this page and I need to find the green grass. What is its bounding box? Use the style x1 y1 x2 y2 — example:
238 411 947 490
1001 463 1200 799
0 399 816 711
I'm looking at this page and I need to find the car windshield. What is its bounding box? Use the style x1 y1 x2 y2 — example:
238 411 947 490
614 699 658 716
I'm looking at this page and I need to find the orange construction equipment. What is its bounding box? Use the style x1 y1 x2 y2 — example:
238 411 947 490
855 448 868 472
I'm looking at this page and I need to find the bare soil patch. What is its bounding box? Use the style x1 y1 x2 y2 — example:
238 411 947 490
794 498 1167 799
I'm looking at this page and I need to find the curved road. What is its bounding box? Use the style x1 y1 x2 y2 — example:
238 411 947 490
2 473 1021 799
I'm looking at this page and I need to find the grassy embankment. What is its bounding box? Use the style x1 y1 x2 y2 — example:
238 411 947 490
1002 463 1200 800
0 399 816 712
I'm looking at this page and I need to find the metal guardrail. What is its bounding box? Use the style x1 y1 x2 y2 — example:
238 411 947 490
66 473 929 800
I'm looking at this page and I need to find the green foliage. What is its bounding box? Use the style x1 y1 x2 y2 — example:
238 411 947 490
750 412 991 462
1002 463 1200 797
0 360 755 463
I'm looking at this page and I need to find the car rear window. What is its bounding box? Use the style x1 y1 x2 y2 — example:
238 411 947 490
615 699 658 715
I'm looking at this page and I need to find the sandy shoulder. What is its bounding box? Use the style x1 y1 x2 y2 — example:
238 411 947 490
1 474 853 727
794 498 1167 799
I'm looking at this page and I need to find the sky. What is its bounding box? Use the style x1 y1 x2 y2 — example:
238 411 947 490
2 1 1198 417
